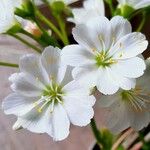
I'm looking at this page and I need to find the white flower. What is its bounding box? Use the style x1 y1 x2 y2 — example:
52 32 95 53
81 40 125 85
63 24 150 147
2 46 95 141
68 0 105 24
61 16 148 95
118 0 150 9
0 0 22 33
98 59 150 134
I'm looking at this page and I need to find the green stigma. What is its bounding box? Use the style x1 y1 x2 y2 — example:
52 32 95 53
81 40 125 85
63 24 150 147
95 51 117 67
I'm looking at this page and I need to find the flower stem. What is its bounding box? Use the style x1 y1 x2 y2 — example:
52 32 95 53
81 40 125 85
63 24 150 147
35 10 67 45
128 9 142 20
55 15 69 45
105 0 115 16
136 12 146 32
0 62 19 68
90 118 102 145
9 34 42 53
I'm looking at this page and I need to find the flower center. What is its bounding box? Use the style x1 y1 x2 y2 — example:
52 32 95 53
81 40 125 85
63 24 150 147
120 87 150 112
95 51 117 67
35 83 64 113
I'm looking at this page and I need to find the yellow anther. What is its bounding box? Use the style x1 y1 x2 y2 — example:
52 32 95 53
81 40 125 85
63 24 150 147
92 48 97 52
109 59 117 64
38 108 42 113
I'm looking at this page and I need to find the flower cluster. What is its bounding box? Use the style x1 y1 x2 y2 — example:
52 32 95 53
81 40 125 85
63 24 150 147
0 0 150 148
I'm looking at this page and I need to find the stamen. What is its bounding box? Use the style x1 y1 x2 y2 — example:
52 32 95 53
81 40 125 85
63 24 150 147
38 96 52 113
98 35 106 51
50 99 55 113
56 97 63 104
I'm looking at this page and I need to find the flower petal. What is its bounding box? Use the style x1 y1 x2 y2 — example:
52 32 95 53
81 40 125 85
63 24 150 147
102 100 130 134
19 54 49 85
97 68 119 95
15 106 53 134
112 57 146 78
2 93 37 116
72 24 99 51
61 44 94 67
41 46 59 78
72 65 98 89
111 32 148 59
127 106 150 130
9 73 43 97
63 80 96 106
63 95 95 126
86 16 112 51
110 16 131 41
135 1 150 9
51 104 70 141
109 68 136 90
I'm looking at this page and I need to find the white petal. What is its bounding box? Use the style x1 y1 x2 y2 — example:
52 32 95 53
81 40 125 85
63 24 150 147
127 106 150 130
112 57 146 78
63 80 96 106
109 68 136 90
102 100 130 134
60 66 73 87
51 104 70 141
2 93 37 116
41 46 64 82
20 54 49 85
69 9 102 24
61 44 94 67
111 32 148 59
84 0 105 16
63 95 95 126
110 16 131 41
98 94 119 108
135 1 150 9
86 16 112 51
72 24 99 50
97 68 119 95
72 65 98 89
69 0 104 24
16 106 53 134
9 73 43 97
0 0 17 33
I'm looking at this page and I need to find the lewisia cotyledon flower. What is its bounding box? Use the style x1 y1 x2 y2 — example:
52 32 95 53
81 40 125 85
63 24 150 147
0 0 22 33
2 46 95 141
68 0 105 24
118 0 150 9
98 59 150 133
62 16 148 95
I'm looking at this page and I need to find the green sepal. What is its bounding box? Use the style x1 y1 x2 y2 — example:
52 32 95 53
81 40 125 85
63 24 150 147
15 0 35 20
51 1 65 16
120 5 135 18
7 23 22 34
100 128 114 150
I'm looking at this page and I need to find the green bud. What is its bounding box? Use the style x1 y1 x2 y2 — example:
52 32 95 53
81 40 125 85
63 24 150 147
7 23 22 34
100 128 114 150
51 1 65 15
15 0 35 19
120 5 134 18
